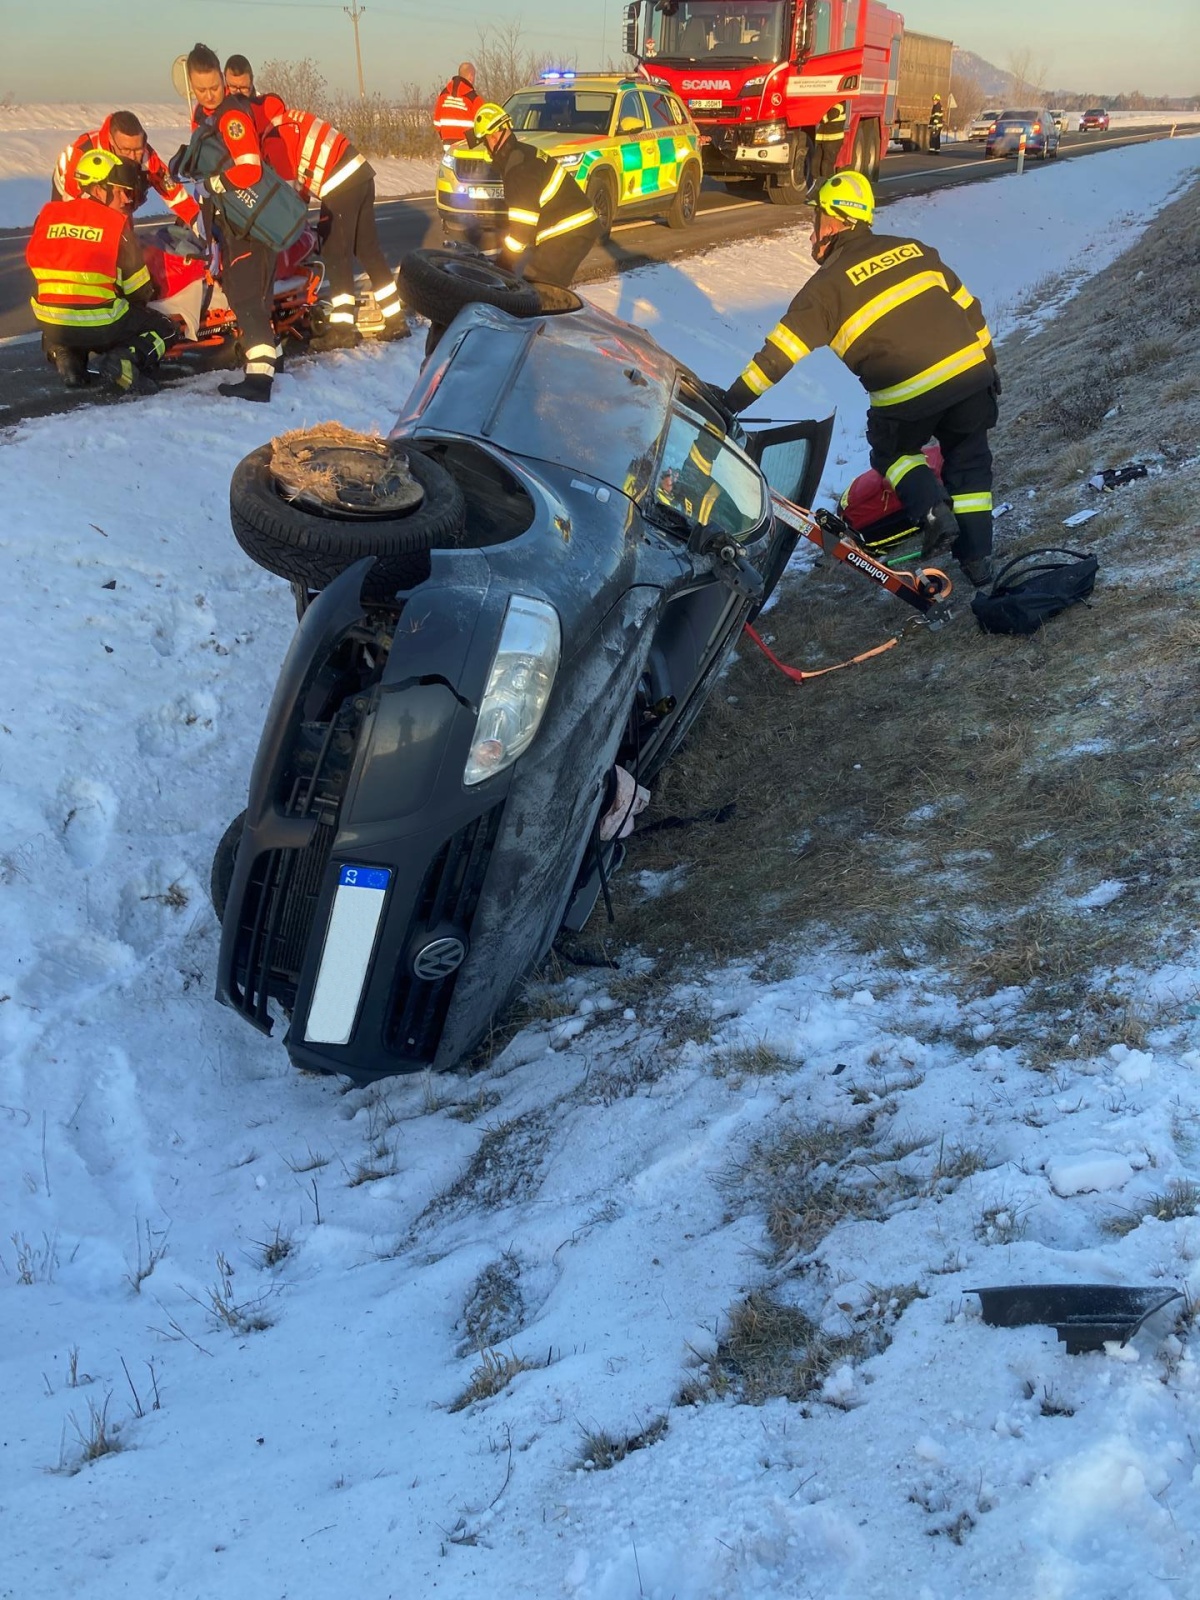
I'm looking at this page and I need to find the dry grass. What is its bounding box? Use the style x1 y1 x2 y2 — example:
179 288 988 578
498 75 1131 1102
457 1252 526 1356
448 1346 541 1412
1102 1178 1200 1237
577 178 1200 1052
685 1291 874 1407
577 1414 669 1469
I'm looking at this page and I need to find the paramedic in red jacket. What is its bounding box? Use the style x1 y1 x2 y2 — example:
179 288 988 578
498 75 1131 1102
222 56 294 179
186 41 279 401
272 104 409 349
433 63 483 147
53 111 200 229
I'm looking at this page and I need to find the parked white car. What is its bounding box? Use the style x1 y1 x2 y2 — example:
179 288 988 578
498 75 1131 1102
968 108 1002 140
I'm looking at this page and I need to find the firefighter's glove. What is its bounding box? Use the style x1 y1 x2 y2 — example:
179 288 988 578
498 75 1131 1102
992 371 1002 398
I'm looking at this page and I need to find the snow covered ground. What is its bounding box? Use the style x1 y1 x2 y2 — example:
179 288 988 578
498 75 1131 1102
2 137 1199 1600
0 102 436 229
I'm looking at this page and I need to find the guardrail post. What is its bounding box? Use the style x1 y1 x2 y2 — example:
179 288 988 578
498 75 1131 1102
1017 130 1027 174
1170 123 1177 138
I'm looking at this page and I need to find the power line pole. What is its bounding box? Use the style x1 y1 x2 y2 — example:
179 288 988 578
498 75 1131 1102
345 1 367 100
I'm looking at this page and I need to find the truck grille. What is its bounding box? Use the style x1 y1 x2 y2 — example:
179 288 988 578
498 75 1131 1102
385 806 502 1065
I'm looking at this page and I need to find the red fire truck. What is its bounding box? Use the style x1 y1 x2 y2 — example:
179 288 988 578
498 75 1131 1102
623 0 909 205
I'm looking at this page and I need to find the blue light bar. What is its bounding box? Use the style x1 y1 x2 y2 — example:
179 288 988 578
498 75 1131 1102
539 68 577 83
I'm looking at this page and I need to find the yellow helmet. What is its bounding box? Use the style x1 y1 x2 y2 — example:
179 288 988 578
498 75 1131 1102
76 148 137 191
817 168 874 226
472 102 512 140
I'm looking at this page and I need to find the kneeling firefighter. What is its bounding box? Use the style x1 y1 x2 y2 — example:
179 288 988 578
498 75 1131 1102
179 41 308 402
27 149 176 394
717 171 1000 588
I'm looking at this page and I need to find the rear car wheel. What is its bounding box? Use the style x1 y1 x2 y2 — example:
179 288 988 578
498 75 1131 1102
211 811 246 924
398 249 540 325
586 173 617 240
667 164 701 228
229 438 467 597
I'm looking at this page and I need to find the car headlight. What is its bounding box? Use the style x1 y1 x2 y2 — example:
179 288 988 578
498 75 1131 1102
557 153 584 168
464 596 561 786
752 120 787 145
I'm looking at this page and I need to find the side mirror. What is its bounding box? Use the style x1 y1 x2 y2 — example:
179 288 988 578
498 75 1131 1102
618 115 646 134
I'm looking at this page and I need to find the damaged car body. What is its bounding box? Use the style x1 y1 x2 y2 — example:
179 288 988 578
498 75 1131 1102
214 297 832 1084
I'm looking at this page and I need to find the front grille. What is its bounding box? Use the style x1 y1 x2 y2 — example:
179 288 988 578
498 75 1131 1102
385 806 502 1064
228 697 366 1026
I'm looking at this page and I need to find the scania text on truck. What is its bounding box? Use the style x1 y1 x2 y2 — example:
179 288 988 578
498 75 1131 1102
624 2 948 205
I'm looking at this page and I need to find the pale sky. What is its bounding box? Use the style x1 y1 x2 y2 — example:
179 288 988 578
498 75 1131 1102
4 0 1196 104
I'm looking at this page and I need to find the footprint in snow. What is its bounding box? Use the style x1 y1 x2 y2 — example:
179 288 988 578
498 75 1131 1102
59 775 118 868
136 690 219 756
19 929 136 1010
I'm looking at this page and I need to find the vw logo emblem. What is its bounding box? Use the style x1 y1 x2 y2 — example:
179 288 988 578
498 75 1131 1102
412 936 466 981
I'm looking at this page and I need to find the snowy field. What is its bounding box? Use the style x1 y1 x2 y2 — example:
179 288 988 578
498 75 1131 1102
0 102 436 229
2 137 1199 1600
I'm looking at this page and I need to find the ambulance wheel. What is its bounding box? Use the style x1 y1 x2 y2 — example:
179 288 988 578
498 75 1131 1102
585 173 617 240
398 249 540 324
667 164 701 228
229 441 467 598
211 811 246 924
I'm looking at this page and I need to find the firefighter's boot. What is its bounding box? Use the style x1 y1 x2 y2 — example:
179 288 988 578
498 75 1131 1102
51 347 91 389
309 324 362 353
98 348 158 396
920 500 960 559
958 554 994 588
218 374 274 403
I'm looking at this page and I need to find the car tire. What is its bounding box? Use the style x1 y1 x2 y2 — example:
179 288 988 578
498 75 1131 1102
211 810 246 923
586 172 617 240
398 249 540 325
667 164 701 228
229 441 468 597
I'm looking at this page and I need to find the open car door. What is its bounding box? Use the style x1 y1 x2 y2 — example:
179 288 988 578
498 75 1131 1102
740 417 835 615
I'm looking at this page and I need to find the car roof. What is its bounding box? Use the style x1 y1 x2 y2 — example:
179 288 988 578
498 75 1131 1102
514 75 663 95
402 302 681 492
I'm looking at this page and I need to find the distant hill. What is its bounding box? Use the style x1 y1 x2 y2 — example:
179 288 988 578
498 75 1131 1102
951 46 1200 111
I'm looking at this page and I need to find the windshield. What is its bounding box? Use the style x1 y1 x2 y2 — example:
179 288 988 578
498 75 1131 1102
645 407 766 542
643 2 787 64
506 90 615 135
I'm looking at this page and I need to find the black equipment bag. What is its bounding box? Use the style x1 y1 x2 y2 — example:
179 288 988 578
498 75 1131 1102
971 547 1098 635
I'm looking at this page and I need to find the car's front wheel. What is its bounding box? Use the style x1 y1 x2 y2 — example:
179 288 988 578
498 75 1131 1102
586 172 617 240
667 164 701 228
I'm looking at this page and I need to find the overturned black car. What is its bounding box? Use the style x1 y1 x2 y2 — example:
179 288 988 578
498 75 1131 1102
214 272 832 1084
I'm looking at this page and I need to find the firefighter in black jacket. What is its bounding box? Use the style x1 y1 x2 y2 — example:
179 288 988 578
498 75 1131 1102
810 99 847 190
473 102 600 287
930 94 945 152
719 170 999 586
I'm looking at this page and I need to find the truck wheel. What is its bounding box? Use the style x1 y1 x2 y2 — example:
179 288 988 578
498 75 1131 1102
229 439 467 598
863 121 882 181
398 249 540 325
667 163 701 228
766 139 808 205
211 811 246 923
586 173 617 240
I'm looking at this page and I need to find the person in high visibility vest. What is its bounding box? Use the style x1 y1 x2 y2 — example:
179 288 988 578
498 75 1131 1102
717 171 1001 588
186 41 282 401
27 149 176 394
53 111 200 230
222 55 294 179
433 62 483 148
472 103 600 287
930 95 945 152
810 100 847 191
263 103 409 350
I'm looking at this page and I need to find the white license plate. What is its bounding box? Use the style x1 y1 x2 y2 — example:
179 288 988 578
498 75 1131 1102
304 864 391 1046
689 98 722 110
467 184 503 199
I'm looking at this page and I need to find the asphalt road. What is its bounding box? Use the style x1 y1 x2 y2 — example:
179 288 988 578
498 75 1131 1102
0 124 1180 425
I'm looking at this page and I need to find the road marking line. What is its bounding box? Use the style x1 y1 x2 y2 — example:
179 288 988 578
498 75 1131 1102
0 332 41 349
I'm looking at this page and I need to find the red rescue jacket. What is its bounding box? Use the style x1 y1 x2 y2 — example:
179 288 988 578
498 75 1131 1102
433 75 483 145
54 117 200 227
27 197 150 327
193 96 267 193
273 109 362 200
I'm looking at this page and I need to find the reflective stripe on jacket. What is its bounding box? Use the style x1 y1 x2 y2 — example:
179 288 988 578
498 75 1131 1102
814 101 848 142
493 137 597 262
728 228 996 420
53 119 200 227
26 198 146 327
433 76 483 144
276 109 362 199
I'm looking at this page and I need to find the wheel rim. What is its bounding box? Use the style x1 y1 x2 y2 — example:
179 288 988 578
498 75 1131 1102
681 176 698 221
590 183 613 232
439 257 519 292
